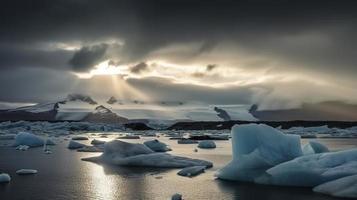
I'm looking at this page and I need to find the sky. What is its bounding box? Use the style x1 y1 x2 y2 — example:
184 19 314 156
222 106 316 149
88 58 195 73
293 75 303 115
0 0 357 109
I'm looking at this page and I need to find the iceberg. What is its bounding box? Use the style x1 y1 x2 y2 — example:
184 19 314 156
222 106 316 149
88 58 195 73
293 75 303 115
216 124 302 182
302 140 329 155
144 139 171 152
216 123 357 198
13 132 44 147
16 169 38 175
313 174 357 198
91 139 106 145
82 140 213 168
261 149 357 187
67 140 86 149
0 173 11 183
177 166 206 177
197 140 216 149
308 140 329 153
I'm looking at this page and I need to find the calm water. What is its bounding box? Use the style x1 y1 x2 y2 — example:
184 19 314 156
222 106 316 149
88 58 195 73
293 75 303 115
0 135 356 200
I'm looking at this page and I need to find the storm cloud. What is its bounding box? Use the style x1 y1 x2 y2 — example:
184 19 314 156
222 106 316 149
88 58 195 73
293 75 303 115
130 62 149 74
0 0 356 108
69 44 108 72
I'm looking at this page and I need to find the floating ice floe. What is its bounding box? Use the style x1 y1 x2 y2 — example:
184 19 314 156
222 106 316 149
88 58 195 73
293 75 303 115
82 140 213 168
313 174 357 198
144 139 171 152
0 121 124 136
16 169 38 175
216 124 302 182
177 166 206 177
197 140 216 149
67 140 86 149
16 145 30 151
13 132 45 147
0 173 11 183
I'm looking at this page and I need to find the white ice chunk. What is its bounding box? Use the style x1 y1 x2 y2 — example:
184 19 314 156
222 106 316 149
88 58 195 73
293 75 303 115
313 174 357 198
82 140 213 168
197 140 216 149
16 169 38 175
262 149 357 187
67 140 86 149
16 145 30 151
0 173 11 183
13 132 44 147
177 166 206 177
144 139 171 152
216 124 302 182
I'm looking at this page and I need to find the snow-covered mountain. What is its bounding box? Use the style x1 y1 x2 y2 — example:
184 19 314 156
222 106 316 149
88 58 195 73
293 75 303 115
0 102 60 121
0 94 257 126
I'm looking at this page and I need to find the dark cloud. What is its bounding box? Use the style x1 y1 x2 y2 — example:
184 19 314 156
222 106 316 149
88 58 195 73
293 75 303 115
0 0 356 105
69 44 108 72
130 62 149 74
0 46 71 70
206 64 217 72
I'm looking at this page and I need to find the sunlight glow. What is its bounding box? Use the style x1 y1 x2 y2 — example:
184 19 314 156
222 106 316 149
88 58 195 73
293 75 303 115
74 60 129 79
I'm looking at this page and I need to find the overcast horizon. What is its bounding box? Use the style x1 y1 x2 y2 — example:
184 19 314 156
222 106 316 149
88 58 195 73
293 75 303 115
1 0 357 110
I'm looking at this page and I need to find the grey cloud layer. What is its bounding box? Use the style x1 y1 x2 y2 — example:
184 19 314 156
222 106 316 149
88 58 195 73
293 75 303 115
0 0 356 105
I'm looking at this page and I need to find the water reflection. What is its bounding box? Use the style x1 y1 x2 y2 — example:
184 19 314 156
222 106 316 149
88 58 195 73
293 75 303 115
86 162 171 200
216 179 341 200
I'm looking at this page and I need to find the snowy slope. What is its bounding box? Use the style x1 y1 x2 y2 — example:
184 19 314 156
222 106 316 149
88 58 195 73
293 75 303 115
0 94 257 124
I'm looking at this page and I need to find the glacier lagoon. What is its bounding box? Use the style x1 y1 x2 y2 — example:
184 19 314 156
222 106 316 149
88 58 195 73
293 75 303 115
0 131 356 200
